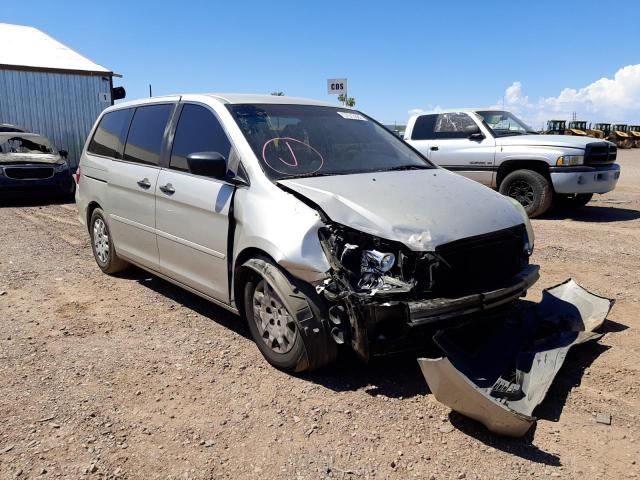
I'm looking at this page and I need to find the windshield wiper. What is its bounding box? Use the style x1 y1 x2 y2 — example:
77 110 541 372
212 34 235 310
379 165 431 172
282 172 338 179
282 170 371 179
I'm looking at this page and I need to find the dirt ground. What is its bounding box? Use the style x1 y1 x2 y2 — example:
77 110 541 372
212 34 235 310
1 151 639 480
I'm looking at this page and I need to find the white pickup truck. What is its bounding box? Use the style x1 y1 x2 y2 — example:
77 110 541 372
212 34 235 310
404 109 621 217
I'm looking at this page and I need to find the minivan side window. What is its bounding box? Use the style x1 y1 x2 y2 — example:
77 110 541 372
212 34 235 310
123 104 173 166
87 108 134 159
412 113 477 140
169 104 232 173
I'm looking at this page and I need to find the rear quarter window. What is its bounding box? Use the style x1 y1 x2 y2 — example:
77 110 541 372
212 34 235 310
411 113 476 140
411 114 437 140
87 108 134 159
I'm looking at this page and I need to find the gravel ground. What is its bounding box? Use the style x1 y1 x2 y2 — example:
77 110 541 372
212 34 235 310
1 150 639 480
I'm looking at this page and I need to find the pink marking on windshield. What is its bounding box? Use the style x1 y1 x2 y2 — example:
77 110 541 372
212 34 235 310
278 141 298 167
261 137 324 176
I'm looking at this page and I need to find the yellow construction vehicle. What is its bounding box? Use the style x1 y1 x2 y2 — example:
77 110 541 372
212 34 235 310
586 122 605 138
566 121 589 136
545 120 566 135
628 125 640 148
610 124 632 149
594 123 611 137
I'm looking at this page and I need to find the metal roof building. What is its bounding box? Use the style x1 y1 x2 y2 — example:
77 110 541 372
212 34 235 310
0 23 123 167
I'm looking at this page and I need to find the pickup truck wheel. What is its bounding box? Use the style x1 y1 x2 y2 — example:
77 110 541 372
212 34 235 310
242 257 337 373
499 169 553 218
89 208 130 274
555 193 593 208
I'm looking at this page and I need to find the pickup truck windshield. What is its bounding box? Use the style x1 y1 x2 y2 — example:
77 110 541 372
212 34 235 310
227 104 432 180
476 110 537 137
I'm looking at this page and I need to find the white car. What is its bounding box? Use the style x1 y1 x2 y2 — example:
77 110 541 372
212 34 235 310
76 94 539 373
404 110 620 217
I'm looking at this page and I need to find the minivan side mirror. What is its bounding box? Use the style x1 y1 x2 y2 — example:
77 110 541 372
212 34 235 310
464 124 484 140
59 149 68 159
186 151 227 179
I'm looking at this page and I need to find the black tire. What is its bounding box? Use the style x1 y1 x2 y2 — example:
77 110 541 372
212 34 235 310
555 193 593 209
241 257 337 373
66 179 76 201
499 169 553 218
89 208 130 274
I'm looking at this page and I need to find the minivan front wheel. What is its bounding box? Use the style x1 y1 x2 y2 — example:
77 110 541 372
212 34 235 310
499 169 553 218
89 208 129 274
241 257 337 373
252 279 298 355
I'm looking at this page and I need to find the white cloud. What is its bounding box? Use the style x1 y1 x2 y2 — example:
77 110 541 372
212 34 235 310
494 65 640 128
503 81 530 107
407 105 444 117
408 65 640 128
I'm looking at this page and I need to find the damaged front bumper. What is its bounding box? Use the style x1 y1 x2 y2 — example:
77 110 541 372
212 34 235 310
403 264 539 326
350 265 540 358
418 279 614 437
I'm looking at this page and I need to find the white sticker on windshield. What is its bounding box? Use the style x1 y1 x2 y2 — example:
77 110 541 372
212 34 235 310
337 111 367 121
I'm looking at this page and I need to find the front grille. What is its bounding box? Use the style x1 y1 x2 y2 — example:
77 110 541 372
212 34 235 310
584 142 616 166
4 166 54 180
433 225 527 296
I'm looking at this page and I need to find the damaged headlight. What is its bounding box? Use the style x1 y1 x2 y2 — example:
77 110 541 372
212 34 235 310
338 244 397 290
508 197 535 254
363 250 395 273
319 225 416 298
358 250 396 290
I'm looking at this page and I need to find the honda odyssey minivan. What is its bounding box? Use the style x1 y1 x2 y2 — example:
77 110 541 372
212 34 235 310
76 94 538 372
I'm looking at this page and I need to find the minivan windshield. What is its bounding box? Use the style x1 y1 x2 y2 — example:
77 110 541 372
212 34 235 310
227 104 433 180
475 110 538 137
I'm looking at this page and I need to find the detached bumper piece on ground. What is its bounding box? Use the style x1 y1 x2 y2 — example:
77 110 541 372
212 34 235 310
418 279 614 437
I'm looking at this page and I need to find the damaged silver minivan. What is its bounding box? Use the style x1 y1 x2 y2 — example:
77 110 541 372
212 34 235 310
76 94 540 372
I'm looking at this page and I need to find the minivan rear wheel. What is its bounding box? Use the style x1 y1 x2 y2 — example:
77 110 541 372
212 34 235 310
241 257 337 372
89 208 129 274
499 169 553 218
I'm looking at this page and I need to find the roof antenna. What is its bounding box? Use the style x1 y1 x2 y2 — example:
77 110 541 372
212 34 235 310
149 84 153 98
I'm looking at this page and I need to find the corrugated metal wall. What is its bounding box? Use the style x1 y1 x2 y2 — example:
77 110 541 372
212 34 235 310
0 68 112 168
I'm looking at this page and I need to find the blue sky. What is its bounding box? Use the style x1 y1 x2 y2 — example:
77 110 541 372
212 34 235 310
4 0 640 124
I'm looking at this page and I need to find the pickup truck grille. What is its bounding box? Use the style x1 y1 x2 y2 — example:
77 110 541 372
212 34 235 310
4 166 55 180
433 225 528 297
584 142 617 166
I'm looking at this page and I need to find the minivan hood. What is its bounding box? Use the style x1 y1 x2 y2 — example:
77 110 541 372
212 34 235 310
496 134 604 150
0 153 62 165
278 169 523 250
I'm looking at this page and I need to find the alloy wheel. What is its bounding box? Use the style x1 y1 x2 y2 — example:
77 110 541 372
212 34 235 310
93 218 110 264
252 279 296 354
507 180 535 208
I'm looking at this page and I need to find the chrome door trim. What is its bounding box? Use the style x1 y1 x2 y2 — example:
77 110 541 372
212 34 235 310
110 214 156 234
155 229 226 259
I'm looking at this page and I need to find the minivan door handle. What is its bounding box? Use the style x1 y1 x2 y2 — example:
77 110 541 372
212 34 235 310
137 178 151 189
430 146 439 151
159 183 175 195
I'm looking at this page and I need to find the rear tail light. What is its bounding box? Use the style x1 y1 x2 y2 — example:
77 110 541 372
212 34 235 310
74 167 81 185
